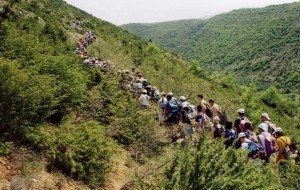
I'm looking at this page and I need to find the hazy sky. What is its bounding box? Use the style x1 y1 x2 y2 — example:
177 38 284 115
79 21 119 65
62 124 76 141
65 0 299 25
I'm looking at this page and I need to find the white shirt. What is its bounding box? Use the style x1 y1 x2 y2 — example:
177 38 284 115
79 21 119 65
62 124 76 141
139 94 150 106
258 131 271 149
158 97 167 109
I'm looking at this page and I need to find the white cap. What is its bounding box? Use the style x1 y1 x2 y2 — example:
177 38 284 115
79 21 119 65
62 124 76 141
142 89 147 93
238 132 246 140
179 96 186 101
258 123 268 132
237 109 245 114
273 127 283 134
152 86 157 90
167 92 173 96
160 92 166 96
261 113 270 120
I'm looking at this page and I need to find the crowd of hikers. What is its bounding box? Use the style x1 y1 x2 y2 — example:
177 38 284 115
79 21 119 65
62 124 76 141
74 31 299 165
74 30 116 72
118 70 299 165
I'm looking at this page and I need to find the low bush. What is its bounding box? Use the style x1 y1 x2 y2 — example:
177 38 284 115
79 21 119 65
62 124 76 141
24 121 116 187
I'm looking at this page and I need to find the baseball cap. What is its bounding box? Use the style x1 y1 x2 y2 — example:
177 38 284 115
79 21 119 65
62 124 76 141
238 132 246 140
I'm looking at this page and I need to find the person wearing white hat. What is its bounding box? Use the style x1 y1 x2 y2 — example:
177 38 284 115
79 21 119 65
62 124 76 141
237 132 252 150
234 108 253 134
273 127 291 163
158 92 167 124
257 123 272 150
178 96 194 124
260 112 276 134
139 89 150 109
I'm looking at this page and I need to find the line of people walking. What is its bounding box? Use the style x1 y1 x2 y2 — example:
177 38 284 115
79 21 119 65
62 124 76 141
74 30 116 72
74 30 299 166
120 69 299 165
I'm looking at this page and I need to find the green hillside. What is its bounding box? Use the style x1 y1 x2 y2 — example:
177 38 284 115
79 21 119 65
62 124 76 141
122 2 300 96
122 19 207 53
0 0 299 189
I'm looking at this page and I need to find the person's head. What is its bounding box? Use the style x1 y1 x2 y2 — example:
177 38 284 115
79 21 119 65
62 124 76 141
225 121 233 130
238 132 246 143
196 105 202 113
167 92 173 98
213 117 220 127
261 113 270 122
237 108 245 117
258 123 268 133
142 89 147 94
160 92 166 97
198 94 203 101
179 96 186 103
166 95 172 101
289 143 297 153
136 80 140 83
273 127 284 138
208 99 214 106
244 122 252 130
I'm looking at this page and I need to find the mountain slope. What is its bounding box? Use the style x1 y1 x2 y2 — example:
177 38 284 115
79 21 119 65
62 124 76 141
122 19 207 53
122 2 300 95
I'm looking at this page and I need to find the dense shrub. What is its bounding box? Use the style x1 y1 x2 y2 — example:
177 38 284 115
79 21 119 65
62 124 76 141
0 60 57 132
24 121 115 187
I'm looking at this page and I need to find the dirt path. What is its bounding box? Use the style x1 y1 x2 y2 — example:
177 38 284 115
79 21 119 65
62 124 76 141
104 149 134 190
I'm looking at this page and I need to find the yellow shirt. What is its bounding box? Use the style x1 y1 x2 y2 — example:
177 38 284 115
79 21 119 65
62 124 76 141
276 136 291 163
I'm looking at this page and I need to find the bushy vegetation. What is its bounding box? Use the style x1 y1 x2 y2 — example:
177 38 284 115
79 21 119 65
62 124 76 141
135 133 300 190
122 2 300 97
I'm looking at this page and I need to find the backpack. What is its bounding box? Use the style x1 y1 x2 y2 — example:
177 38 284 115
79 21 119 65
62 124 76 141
214 126 224 139
219 112 228 126
142 81 149 88
205 106 213 118
245 130 252 139
264 136 278 156
224 129 235 147
267 122 276 135
167 99 179 115
246 141 266 159
183 104 197 116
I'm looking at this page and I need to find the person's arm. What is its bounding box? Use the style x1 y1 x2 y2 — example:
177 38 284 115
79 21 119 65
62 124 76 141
211 127 216 142
221 131 226 139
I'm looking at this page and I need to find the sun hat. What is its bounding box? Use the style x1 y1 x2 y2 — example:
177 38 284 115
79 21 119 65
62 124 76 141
273 127 283 134
179 96 186 101
261 113 270 120
258 123 268 132
237 108 245 114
